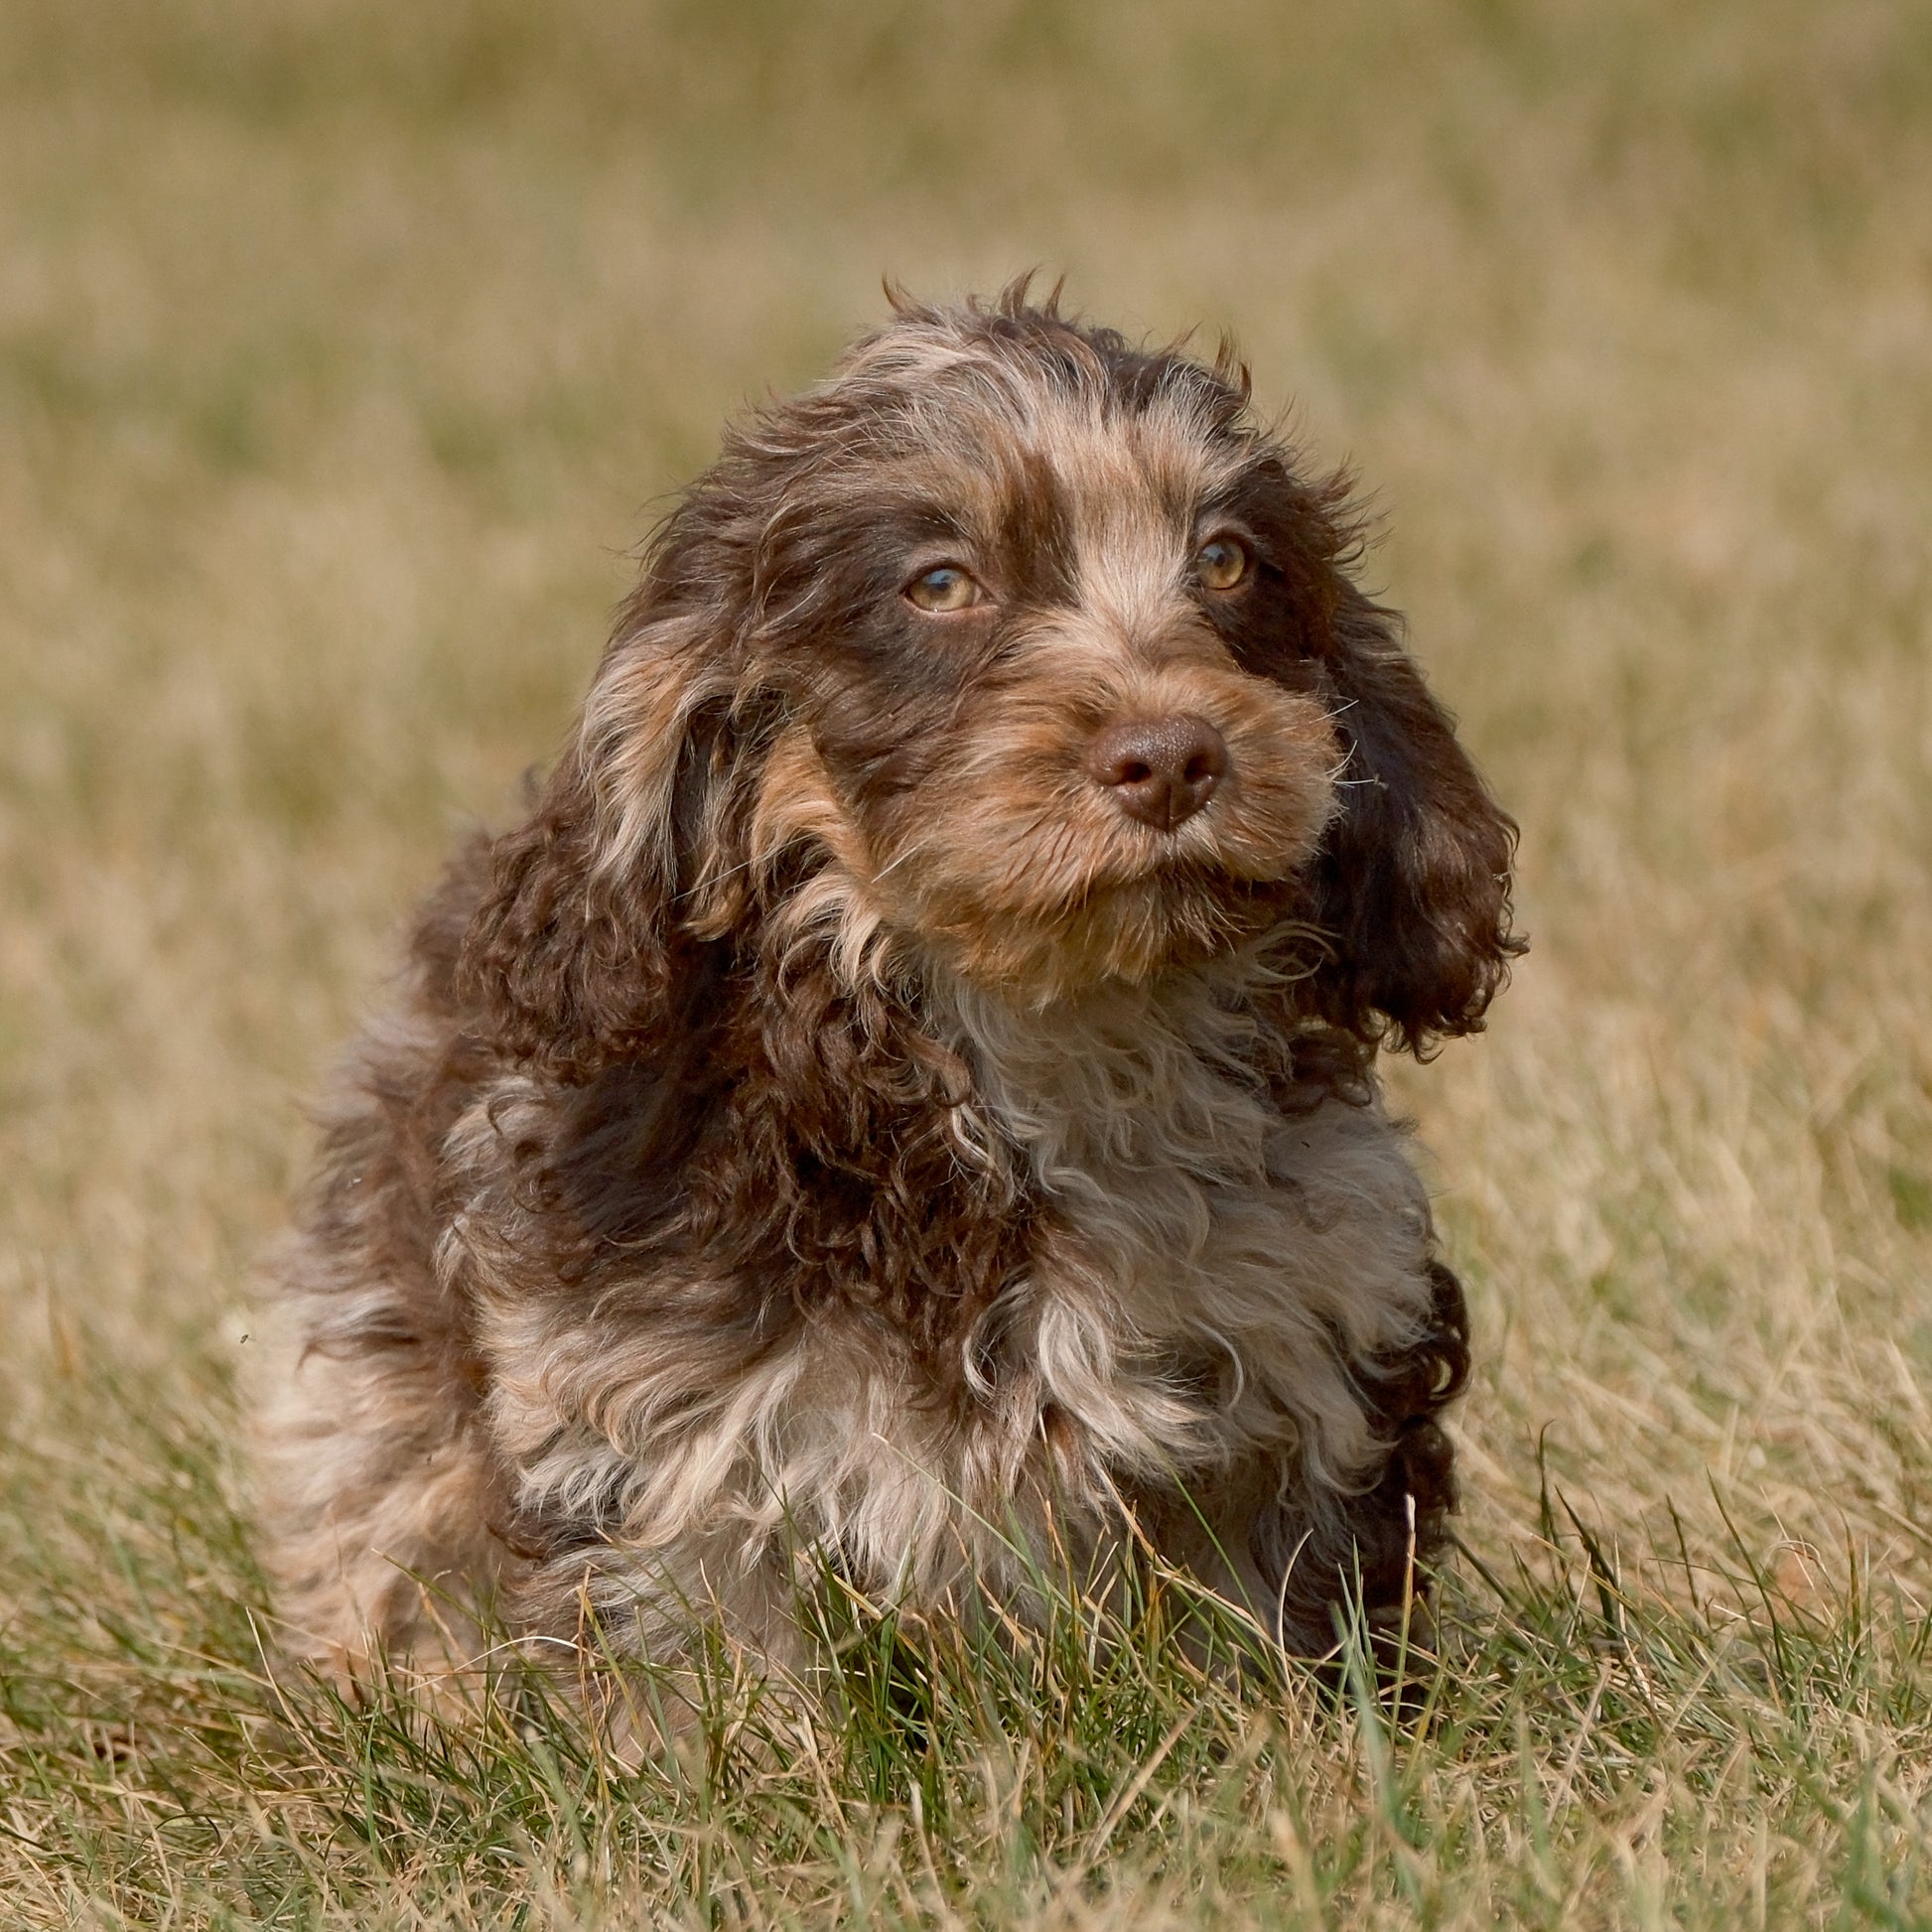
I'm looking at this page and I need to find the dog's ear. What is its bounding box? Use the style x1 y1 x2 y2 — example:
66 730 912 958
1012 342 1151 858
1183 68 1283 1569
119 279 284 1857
456 613 754 1082
1298 586 1522 1051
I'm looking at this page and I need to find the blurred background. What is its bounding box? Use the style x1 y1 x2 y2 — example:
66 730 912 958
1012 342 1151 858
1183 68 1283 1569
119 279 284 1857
3 0 1930 1649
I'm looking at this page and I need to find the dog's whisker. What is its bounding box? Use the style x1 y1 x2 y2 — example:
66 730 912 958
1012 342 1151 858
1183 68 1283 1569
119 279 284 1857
871 840 930 886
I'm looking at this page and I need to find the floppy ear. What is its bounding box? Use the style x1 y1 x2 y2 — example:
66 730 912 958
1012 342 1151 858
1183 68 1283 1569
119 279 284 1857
455 612 753 1083
1300 587 1523 1052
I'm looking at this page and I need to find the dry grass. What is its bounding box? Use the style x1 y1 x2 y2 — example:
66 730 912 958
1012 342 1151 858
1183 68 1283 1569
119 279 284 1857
3 0 1931 1923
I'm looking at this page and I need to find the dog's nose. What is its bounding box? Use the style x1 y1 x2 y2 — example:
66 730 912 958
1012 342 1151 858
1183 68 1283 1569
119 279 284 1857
1086 716 1230 832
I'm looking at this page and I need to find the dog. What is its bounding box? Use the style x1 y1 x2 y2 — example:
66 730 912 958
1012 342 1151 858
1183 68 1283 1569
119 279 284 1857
257 283 1520 1699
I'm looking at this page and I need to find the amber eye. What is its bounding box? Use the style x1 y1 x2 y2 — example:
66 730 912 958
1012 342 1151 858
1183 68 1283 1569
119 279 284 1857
904 564 984 613
1193 536 1250 592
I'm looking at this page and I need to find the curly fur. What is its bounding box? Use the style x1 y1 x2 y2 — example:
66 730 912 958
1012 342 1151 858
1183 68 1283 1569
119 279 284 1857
256 282 1520 1691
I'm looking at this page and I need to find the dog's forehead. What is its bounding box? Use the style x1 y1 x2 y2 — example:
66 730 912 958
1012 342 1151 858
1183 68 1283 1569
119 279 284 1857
882 369 1251 600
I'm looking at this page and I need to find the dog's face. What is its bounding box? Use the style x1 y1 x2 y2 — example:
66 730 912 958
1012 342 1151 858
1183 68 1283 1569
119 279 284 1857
746 349 1345 996
464 294 1520 1074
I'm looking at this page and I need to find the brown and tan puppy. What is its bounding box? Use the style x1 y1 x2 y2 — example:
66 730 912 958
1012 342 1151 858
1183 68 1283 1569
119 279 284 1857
257 284 1520 1695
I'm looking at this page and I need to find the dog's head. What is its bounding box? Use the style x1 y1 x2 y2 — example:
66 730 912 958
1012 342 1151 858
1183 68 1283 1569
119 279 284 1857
461 286 1521 1078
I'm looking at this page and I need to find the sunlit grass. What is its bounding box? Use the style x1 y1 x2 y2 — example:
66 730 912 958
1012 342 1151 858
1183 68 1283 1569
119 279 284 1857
3 0 1931 1923
5 1372 1928 1925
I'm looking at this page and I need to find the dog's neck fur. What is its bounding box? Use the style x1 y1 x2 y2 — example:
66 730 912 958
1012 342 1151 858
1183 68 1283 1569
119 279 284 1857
921 955 1435 1490
932 960 1283 1325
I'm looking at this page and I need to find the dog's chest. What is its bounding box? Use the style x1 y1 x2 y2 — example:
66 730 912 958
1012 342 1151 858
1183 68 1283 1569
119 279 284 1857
939 979 1433 1465
967 995 1278 1300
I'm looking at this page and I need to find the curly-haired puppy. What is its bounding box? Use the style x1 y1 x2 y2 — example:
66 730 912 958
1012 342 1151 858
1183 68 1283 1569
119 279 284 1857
258 285 1520 1696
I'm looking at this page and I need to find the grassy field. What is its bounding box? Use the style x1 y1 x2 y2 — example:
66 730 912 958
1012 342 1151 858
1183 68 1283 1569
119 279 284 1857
4 0 1931 1923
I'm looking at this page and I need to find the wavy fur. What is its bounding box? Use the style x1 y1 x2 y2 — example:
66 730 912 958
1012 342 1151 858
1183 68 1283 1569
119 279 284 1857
256 283 1519 1694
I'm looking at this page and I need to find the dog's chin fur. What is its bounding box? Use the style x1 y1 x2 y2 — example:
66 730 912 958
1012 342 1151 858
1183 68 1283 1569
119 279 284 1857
254 285 1518 1707
902 876 1296 1009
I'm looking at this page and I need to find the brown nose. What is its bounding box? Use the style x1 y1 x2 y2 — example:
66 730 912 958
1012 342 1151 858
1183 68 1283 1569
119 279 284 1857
1086 715 1230 832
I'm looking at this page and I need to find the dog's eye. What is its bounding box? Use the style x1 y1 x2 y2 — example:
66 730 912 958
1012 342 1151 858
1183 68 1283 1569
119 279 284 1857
1193 536 1250 592
904 565 984 613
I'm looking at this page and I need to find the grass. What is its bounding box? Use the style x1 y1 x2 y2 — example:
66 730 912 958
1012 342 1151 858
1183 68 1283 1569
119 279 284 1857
2 0 1930 1922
